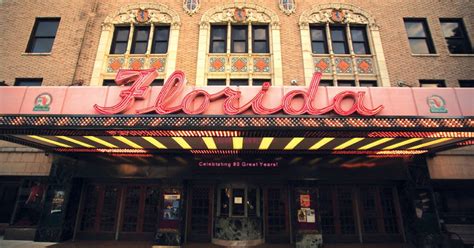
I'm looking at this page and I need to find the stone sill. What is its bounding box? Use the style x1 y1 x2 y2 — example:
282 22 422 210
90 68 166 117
411 54 440 57
21 53 52 56
449 54 474 57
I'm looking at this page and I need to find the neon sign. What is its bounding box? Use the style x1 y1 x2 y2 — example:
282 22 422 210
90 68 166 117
198 161 278 168
94 69 383 116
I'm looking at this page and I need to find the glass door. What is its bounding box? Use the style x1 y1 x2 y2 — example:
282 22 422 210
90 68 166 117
264 187 290 243
119 185 160 240
78 183 121 240
187 185 213 242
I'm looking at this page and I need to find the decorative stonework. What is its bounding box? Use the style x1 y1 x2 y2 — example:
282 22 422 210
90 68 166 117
200 3 279 27
103 3 181 30
253 57 270 73
196 3 282 86
356 58 374 74
209 57 226 72
128 57 145 70
279 0 296 16
298 3 390 86
313 57 332 73
335 58 353 73
107 57 124 73
231 57 248 72
91 3 180 86
299 4 377 30
183 0 200 16
150 57 166 72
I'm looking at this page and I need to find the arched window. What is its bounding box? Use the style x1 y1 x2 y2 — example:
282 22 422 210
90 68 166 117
90 3 180 86
196 3 283 86
299 4 390 87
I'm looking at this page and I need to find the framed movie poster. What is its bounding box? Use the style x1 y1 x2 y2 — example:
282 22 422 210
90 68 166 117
50 190 65 214
163 194 180 220
300 194 310 208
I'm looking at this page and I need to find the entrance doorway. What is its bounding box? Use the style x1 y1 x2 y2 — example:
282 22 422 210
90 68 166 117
185 182 291 245
186 185 213 242
264 187 290 243
76 182 160 240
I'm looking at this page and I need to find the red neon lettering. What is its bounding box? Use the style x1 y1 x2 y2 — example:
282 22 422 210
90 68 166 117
94 68 157 114
96 69 383 116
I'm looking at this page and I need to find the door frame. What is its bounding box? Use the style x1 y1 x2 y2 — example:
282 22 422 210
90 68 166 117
185 182 214 243
263 186 290 243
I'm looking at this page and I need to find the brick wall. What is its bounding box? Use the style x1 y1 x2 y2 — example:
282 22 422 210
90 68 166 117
1 0 472 87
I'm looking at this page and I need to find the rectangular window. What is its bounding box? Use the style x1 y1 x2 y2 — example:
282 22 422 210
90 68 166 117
440 19 472 54
110 26 130 54
207 79 226 86
310 26 328 54
420 80 446 88
350 26 370 54
404 19 436 54
14 78 43 86
319 80 333 86
102 80 116 86
253 79 271 86
210 25 227 53
131 26 150 54
459 80 474 88
26 18 60 53
152 26 170 54
360 80 378 87
232 25 248 53
252 25 269 53
230 79 248 86
338 80 355 87
330 26 348 54
151 79 164 86
232 188 245 216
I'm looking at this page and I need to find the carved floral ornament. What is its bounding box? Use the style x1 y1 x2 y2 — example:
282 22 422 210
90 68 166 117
183 0 200 16
279 0 296 15
102 3 181 30
200 3 279 28
299 4 378 30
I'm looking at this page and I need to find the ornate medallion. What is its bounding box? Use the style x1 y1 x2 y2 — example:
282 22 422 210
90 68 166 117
234 8 247 22
183 0 200 16
136 9 150 23
331 9 345 23
279 0 296 15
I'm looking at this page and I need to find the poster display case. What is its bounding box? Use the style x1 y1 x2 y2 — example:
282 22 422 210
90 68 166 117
294 188 323 248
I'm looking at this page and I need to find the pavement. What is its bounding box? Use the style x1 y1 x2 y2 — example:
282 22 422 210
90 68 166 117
0 237 412 248
0 236 292 248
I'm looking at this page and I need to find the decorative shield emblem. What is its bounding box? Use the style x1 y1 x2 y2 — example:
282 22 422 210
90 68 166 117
234 8 247 22
33 93 52 111
279 0 296 15
136 9 150 23
183 0 200 16
331 9 345 23
427 95 448 113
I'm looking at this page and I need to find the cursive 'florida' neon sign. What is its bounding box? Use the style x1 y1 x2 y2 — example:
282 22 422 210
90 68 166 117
94 69 383 116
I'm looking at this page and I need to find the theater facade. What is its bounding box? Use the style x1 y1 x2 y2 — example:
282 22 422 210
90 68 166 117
0 1 473 247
